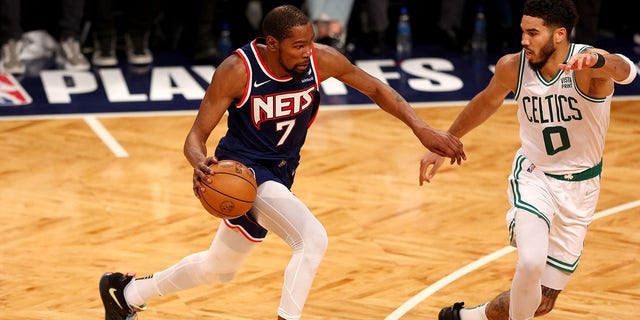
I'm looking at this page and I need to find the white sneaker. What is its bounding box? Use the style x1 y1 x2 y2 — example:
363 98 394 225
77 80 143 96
125 33 152 65
57 37 90 71
1 39 26 74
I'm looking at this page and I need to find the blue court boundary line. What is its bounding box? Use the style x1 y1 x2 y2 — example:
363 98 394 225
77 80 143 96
384 200 640 320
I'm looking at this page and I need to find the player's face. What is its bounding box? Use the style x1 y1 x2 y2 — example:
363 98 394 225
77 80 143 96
520 15 557 71
527 35 555 71
277 23 314 81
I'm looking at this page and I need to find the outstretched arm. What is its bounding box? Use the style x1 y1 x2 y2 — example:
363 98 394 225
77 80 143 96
559 49 637 84
448 54 517 138
559 49 637 97
418 53 519 184
314 43 466 164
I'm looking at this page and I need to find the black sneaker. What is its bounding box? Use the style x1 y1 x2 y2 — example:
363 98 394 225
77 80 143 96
438 301 464 320
92 34 118 67
124 33 153 65
99 272 145 320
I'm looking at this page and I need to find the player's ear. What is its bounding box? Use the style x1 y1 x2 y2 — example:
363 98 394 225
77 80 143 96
266 36 278 51
555 27 567 43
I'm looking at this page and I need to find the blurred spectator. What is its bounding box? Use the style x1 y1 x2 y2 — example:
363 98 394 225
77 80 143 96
56 0 89 70
305 0 355 53
353 0 389 56
155 0 296 65
491 0 525 52
0 0 24 73
572 0 601 45
0 0 89 74
436 0 468 52
189 0 220 64
89 0 161 66
441 0 524 54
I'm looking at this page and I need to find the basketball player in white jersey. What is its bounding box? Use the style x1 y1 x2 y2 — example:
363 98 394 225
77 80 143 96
419 0 637 319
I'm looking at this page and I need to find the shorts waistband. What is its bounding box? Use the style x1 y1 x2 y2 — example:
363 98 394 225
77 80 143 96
544 160 602 182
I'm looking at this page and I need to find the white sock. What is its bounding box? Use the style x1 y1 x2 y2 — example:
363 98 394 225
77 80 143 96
459 303 489 320
125 275 161 307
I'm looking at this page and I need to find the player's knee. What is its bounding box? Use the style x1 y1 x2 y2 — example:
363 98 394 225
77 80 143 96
310 228 329 260
300 227 328 267
312 227 328 254
516 254 545 277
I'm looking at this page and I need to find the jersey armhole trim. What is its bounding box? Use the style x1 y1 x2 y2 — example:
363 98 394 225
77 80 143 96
514 51 526 100
235 49 252 107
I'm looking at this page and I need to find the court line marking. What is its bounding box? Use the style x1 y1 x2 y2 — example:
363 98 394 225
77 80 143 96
83 116 129 158
384 199 640 320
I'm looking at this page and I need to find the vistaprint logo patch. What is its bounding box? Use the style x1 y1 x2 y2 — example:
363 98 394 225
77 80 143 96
0 73 32 106
561 76 573 89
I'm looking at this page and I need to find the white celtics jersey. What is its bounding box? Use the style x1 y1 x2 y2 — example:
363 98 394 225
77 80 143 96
513 43 611 175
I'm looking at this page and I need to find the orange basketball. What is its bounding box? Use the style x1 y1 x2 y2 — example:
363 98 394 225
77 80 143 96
198 160 257 219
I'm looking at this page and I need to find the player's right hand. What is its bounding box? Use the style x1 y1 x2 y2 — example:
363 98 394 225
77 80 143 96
192 156 218 197
419 152 445 185
420 129 466 165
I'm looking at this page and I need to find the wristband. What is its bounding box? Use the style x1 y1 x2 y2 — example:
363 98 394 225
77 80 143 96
590 52 605 68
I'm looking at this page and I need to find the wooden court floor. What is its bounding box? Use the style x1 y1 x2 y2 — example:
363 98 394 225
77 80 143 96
1 100 638 319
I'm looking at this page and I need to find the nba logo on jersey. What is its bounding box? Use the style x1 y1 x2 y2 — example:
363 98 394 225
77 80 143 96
0 73 32 106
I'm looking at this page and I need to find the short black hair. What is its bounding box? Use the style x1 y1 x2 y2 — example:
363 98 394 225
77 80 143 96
261 5 310 41
523 0 578 34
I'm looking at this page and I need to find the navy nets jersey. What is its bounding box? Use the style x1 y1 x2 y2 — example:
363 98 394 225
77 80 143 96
214 38 321 187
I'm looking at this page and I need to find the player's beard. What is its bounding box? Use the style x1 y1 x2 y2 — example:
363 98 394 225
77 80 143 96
528 38 555 71
281 57 311 82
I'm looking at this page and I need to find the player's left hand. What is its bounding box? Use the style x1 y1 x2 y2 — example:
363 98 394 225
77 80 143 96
419 151 445 185
559 51 602 73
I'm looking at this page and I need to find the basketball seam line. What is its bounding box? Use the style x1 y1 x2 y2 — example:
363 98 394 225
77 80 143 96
202 183 255 203
210 172 257 191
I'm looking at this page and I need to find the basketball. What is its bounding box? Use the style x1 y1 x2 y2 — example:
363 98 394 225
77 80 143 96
198 160 258 219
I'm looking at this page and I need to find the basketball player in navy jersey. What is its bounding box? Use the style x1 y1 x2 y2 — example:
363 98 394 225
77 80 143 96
98 5 466 320
418 0 637 319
